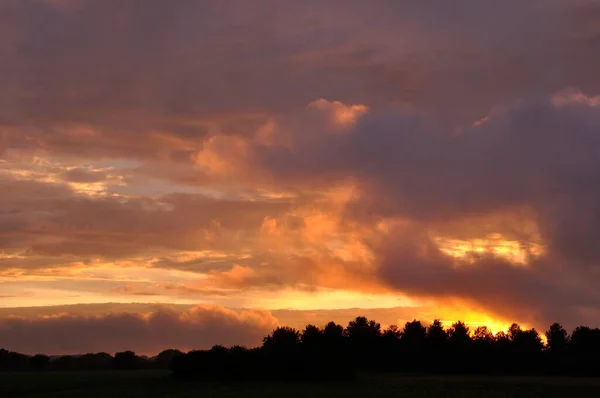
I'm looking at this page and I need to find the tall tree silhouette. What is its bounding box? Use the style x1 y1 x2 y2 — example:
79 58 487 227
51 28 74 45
380 325 402 370
263 327 301 353
323 321 345 343
401 320 427 371
426 320 448 371
545 323 569 354
544 323 569 374
427 320 448 348
402 320 427 345
345 316 381 367
473 326 494 343
345 316 381 341
472 326 494 374
301 324 323 352
448 321 471 346
570 326 600 375
322 321 346 355
448 321 471 372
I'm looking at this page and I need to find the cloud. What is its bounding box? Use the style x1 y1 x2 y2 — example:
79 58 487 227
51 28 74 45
0 302 530 346
59 167 110 184
2 0 600 338
0 174 290 262
248 91 600 328
4 93 600 331
0 305 278 355
373 222 598 329
2 0 600 157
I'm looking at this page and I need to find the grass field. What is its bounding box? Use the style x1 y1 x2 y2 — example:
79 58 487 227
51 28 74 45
1 371 599 398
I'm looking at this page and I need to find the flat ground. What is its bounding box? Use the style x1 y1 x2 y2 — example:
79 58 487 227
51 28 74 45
1 371 599 398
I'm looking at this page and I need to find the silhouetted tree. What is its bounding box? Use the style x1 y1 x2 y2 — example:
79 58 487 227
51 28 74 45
301 324 323 351
5 316 600 379
513 328 543 353
571 326 600 354
262 326 303 380
495 331 510 345
472 326 495 374
570 326 600 376
345 316 381 367
226 346 253 380
447 321 472 372
323 321 345 346
322 320 346 358
448 321 471 347
376 325 402 370
427 320 447 344
425 320 447 371
495 324 543 374
155 349 183 369
51 355 77 371
383 324 402 340
113 351 140 370
263 327 301 353
345 316 381 341
473 326 494 343
508 323 522 341
546 323 569 354
402 320 426 345
401 320 427 371
30 354 50 372
78 352 113 370
319 321 354 378
0 349 30 371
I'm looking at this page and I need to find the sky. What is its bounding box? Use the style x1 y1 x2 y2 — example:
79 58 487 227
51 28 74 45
2 0 600 355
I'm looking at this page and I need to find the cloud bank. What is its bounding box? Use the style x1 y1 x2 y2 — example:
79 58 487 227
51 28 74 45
0 305 277 355
2 0 600 349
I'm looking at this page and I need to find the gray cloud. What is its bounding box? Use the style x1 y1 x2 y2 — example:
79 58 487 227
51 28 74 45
2 0 600 337
2 0 600 156
254 92 600 328
0 176 290 261
0 305 278 355
59 168 109 184
376 223 600 330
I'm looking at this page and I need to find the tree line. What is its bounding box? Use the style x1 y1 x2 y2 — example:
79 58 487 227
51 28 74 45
2 317 600 380
0 348 183 372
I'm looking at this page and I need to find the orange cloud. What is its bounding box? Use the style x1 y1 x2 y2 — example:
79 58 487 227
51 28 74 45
308 98 369 126
3 0 600 347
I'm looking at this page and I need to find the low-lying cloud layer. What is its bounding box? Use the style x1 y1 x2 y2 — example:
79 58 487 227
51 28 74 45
0 305 277 355
0 303 518 354
2 0 600 351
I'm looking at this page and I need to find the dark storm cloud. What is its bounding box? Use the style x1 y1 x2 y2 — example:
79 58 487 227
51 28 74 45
260 95 600 246
1 0 600 157
374 222 600 330
254 92 600 328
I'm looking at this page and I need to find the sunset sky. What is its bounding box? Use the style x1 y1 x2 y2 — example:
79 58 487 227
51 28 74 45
2 0 600 355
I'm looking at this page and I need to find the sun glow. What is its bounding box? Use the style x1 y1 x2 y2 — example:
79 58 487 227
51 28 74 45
434 233 545 265
431 302 538 337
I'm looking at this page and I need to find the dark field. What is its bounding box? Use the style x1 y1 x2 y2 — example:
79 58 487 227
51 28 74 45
1 371 599 398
